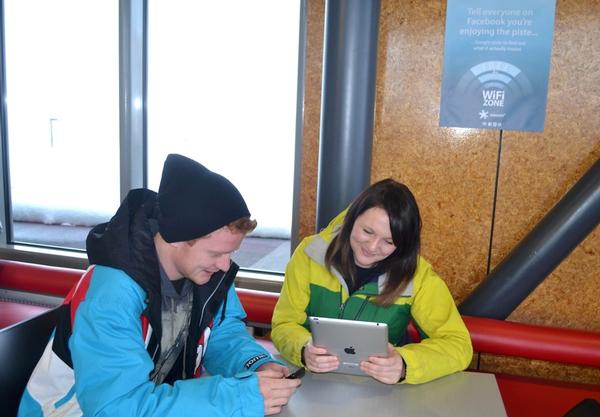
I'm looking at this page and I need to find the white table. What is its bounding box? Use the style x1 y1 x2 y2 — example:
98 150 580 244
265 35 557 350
278 371 507 417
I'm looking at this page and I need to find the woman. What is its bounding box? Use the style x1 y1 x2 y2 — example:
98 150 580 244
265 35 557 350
271 179 472 384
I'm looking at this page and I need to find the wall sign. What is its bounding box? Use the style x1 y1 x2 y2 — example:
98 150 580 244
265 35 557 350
439 0 557 132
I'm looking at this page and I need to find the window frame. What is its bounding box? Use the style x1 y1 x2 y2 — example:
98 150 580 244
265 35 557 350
0 0 307 292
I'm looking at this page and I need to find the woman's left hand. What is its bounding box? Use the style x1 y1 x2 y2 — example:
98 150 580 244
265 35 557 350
360 343 405 384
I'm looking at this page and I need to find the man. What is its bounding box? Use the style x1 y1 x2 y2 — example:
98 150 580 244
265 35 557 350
18 154 300 417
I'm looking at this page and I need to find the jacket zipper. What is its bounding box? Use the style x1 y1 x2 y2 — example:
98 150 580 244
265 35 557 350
185 272 228 378
338 287 347 318
338 285 372 320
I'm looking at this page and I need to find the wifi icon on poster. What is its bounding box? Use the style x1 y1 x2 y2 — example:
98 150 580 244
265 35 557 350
440 60 543 131
456 60 533 99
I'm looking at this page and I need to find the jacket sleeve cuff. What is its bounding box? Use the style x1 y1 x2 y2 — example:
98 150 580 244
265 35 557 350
398 357 407 383
244 355 286 372
235 372 264 417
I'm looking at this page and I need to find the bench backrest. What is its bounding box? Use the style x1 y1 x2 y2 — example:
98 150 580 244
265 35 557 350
0 307 60 417
2 260 600 368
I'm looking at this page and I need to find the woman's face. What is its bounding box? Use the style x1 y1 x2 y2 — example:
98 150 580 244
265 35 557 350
349 207 397 268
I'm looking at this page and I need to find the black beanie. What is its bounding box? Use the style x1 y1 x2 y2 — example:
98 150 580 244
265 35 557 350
157 154 251 243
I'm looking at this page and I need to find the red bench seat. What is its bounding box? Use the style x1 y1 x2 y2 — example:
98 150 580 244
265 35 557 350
0 301 50 329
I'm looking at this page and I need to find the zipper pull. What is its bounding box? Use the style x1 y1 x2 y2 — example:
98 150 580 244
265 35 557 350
338 285 349 318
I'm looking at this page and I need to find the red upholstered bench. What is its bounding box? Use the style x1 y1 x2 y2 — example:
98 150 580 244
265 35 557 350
0 260 82 328
496 374 600 417
0 260 83 297
0 301 50 329
2 260 600 417
461 316 600 417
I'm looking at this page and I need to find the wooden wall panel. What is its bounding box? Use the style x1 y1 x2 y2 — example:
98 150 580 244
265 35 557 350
373 0 499 303
298 0 599 383
297 0 324 241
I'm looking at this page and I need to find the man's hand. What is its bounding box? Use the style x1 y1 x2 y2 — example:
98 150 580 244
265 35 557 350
302 342 339 373
257 362 289 377
360 343 405 384
256 366 301 415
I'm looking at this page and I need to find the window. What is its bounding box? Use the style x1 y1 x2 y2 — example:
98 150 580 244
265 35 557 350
0 0 301 276
4 0 120 250
147 0 300 272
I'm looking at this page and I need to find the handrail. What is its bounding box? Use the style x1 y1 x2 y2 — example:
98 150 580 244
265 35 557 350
463 315 600 367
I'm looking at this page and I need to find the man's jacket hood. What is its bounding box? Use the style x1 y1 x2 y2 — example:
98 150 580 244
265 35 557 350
86 188 162 299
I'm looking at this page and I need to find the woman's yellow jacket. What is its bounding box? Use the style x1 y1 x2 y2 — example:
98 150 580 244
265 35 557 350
271 210 473 384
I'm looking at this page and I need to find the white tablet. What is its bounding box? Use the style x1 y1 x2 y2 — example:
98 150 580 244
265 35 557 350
308 316 388 376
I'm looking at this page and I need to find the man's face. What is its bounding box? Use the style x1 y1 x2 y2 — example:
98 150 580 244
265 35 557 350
172 226 245 285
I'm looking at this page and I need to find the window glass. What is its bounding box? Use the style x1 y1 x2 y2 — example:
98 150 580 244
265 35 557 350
147 0 300 272
5 0 120 250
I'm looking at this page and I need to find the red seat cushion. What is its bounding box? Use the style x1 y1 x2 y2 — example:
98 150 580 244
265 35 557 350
0 301 51 329
496 373 600 417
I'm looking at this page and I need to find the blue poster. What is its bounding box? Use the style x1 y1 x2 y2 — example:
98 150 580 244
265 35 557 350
439 0 556 131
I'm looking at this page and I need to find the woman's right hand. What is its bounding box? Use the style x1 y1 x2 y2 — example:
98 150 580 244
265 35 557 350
302 342 339 373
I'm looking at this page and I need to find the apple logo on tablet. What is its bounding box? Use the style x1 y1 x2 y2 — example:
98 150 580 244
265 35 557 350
344 346 356 354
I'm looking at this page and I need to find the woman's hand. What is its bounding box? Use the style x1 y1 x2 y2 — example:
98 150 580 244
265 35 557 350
360 343 405 384
302 342 340 373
